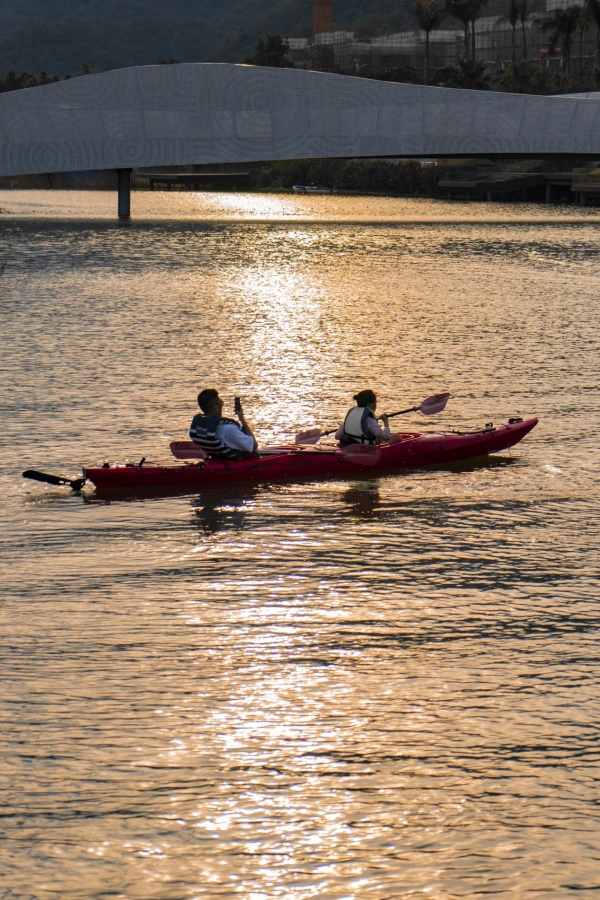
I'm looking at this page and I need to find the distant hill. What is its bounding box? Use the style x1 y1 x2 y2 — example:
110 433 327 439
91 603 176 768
0 0 414 76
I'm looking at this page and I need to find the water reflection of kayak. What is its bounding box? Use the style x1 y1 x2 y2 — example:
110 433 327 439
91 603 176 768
82 418 538 494
292 184 333 194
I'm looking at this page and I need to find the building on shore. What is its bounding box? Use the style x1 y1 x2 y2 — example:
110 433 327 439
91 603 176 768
286 0 600 77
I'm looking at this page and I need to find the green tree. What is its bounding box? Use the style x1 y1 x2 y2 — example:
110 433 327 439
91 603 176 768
311 45 338 73
539 6 585 73
245 34 293 68
496 59 533 91
432 56 490 87
414 0 445 84
364 64 422 83
0 69 62 92
543 68 574 91
495 59 576 93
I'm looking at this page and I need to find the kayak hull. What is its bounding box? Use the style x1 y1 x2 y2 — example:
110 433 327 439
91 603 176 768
84 418 538 493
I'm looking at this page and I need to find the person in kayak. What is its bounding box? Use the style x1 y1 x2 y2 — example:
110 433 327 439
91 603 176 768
335 389 391 445
190 388 258 459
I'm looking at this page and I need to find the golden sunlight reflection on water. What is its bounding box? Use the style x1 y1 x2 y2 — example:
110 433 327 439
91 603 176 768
0 192 599 898
3 187 600 222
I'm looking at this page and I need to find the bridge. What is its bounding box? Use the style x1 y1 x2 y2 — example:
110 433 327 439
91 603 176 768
0 62 599 217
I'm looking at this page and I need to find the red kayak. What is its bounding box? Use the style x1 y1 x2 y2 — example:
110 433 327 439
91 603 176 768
83 418 538 493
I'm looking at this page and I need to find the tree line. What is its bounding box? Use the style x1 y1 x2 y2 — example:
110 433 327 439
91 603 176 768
0 60 177 94
249 158 440 196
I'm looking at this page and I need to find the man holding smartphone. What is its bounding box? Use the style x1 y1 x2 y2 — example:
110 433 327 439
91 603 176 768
190 388 258 459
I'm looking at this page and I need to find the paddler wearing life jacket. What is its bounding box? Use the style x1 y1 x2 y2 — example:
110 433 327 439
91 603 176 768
190 388 258 460
335 389 390 446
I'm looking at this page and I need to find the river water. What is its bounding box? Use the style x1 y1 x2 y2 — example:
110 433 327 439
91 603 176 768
1 190 599 899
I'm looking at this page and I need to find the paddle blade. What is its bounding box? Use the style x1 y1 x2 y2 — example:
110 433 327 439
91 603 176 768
340 444 382 466
418 392 452 416
23 469 67 486
295 428 323 445
170 441 207 460
22 470 86 490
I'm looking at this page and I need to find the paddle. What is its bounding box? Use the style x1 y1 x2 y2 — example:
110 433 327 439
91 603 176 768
22 469 86 491
339 444 382 466
295 392 452 445
170 441 207 460
386 392 452 419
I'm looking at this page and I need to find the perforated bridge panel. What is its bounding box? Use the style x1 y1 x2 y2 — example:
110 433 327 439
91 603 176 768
0 63 599 176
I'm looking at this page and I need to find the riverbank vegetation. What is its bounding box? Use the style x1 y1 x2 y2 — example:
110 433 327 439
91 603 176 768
248 159 440 196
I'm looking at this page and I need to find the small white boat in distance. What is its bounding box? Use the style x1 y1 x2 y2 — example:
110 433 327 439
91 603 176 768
293 184 333 194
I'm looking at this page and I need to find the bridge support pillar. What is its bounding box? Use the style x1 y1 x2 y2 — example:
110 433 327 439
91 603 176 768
117 168 132 219
545 183 552 203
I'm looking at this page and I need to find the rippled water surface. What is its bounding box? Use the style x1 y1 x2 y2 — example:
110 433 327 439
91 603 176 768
1 191 599 899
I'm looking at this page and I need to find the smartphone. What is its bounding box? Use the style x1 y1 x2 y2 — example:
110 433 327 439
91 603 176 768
234 396 242 415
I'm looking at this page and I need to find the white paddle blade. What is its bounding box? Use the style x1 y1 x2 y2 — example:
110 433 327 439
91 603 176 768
340 444 382 466
170 441 207 460
418 392 452 416
295 428 323 445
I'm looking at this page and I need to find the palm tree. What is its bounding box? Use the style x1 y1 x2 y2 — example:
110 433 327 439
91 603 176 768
445 0 473 56
415 0 445 83
468 0 488 60
517 0 540 61
507 0 519 61
445 0 487 58
439 56 490 87
586 0 600 57
578 15 591 77
539 6 585 73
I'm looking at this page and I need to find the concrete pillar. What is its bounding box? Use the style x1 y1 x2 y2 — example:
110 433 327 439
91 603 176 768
486 189 493 201
117 168 132 219
545 183 552 203
580 192 586 206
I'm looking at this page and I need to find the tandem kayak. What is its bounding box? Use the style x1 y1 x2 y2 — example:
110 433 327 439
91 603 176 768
82 418 538 493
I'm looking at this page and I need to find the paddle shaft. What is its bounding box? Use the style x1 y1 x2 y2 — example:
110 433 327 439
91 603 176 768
382 406 416 420
324 406 416 438
319 406 413 438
